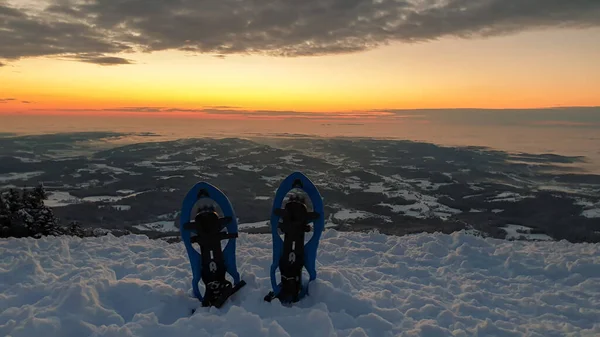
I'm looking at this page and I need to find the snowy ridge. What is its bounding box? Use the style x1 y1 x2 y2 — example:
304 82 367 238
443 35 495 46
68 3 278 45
1 231 599 337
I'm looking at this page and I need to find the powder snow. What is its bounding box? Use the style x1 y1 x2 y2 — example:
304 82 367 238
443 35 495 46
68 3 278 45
1 230 599 337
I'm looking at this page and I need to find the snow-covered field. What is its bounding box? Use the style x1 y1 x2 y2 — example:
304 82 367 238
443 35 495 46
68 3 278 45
45 190 149 207
501 224 554 241
1 230 599 337
133 221 176 232
0 171 45 182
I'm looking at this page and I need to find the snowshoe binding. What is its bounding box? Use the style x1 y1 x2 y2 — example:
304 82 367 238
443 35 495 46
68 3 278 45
264 172 324 304
180 182 246 309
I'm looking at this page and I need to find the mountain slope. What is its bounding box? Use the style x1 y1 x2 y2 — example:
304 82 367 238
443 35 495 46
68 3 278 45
1 230 599 337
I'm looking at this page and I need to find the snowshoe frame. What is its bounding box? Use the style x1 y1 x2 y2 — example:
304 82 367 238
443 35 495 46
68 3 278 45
180 182 243 305
266 172 325 303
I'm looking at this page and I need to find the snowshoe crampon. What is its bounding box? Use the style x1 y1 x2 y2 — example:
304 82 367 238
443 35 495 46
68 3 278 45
180 182 246 308
264 172 324 304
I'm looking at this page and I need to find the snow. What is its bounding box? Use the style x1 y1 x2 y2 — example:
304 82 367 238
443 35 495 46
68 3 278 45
1 230 598 337
348 175 462 220
501 224 554 241
280 154 303 163
401 178 452 191
227 163 263 172
82 192 145 203
487 192 534 203
0 171 45 182
582 208 600 218
364 182 386 193
134 221 176 232
13 156 42 163
575 199 600 218
156 175 185 180
377 201 461 220
239 220 270 229
112 205 131 211
344 176 363 190
468 209 484 213
260 175 287 186
254 196 270 200
332 209 370 221
44 190 150 207
370 159 389 165
78 163 138 175
134 219 270 232
157 212 178 220
134 161 205 173
45 191 80 207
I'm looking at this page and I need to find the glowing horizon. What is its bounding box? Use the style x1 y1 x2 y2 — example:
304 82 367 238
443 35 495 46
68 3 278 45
2 0 600 118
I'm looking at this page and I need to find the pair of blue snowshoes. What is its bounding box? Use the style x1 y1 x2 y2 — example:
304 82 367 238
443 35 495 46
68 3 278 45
179 171 324 308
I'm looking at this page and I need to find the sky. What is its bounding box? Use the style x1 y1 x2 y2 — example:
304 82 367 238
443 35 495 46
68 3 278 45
1 0 600 117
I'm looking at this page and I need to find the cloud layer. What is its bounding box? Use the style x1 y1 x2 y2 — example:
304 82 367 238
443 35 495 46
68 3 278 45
35 106 405 119
1 0 599 65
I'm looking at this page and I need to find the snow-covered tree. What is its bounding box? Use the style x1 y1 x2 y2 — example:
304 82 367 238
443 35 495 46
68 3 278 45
64 221 85 237
0 193 10 237
6 188 23 214
0 185 61 238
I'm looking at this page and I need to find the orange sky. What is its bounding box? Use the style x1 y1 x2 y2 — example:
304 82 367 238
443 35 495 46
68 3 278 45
2 28 600 116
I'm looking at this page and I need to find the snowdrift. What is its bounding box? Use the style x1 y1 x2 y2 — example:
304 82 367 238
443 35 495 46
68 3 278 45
1 230 599 337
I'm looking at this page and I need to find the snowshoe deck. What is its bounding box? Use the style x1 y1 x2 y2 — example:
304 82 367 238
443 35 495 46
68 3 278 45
180 182 245 308
265 172 324 304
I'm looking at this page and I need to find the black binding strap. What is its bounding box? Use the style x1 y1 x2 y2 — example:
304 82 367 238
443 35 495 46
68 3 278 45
274 201 320 301
186 210 236 306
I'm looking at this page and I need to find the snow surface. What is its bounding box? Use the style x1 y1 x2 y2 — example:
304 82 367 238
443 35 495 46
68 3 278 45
78 163 138 176
44 191 81 207
13 156 42 163
324 175 461 221
582 208 600 218
0 171 45 182
133 220 271 233
227 163 263 172
1 230 599 337
487 192 534 203
45 190 150 207
575 199 600 218
332 209 371 221
501 224 554 241
238 220 270 229
134 221 175 232
98 205 131 211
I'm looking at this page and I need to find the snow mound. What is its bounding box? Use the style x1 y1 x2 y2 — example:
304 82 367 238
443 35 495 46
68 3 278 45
1 230 599 337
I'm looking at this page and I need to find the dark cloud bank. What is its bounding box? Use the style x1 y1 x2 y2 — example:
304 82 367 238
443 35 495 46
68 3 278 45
1 0 599 65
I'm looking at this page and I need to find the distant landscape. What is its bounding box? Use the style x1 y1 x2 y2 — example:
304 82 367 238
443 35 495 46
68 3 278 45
1 132 599 243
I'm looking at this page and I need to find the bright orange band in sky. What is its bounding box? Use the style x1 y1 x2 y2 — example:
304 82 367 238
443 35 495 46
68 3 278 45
2 28 600 116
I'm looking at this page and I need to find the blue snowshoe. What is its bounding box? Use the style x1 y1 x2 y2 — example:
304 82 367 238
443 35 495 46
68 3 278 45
264 172 325 304
180 182 246 309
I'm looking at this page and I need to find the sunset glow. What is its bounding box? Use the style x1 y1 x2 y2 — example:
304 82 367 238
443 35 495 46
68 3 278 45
2 1 600 118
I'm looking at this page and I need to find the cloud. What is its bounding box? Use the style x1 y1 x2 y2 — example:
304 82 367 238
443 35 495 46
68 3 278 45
33 106 397 119
1 0 599 65
103 107 165 112
374 106 600 126
0 61 5 67
0 2 132 64
0 98 35 104
533 120 598 127
69 54 134 66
